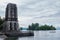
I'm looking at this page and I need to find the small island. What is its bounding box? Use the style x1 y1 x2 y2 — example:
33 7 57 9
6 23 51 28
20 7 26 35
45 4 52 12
28 23 56 30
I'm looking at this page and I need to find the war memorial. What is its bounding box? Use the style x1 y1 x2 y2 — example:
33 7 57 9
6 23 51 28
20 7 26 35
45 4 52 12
0 3 34 37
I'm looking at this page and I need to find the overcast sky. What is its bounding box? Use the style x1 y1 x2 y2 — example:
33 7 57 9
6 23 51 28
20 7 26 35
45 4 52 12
0 0 60 28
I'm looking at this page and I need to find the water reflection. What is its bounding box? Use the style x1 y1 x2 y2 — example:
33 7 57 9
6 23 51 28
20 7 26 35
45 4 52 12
49 30 56 33
4 37 18 40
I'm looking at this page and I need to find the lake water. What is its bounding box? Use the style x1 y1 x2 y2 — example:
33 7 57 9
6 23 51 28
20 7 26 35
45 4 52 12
0 30 60 40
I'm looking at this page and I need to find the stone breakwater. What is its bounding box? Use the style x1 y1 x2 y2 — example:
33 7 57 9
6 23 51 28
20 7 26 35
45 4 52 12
0 31 34 37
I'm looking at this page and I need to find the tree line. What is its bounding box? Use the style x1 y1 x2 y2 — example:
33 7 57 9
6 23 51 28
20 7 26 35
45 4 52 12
28 23 56 30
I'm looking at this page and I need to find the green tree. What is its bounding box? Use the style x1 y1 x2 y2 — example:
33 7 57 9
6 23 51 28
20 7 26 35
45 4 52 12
0 17 4 31
28 23 39 30
50 25 56 30
28 23 56 30
20 27 23 30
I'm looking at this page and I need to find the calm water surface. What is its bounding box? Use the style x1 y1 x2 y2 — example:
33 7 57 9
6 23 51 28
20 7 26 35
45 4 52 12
1 30 60 40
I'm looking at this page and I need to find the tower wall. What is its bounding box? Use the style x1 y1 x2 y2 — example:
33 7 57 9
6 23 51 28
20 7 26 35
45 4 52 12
4 3 19 32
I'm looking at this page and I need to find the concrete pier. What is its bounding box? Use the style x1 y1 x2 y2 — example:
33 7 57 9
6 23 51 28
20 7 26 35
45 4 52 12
4 31 34 37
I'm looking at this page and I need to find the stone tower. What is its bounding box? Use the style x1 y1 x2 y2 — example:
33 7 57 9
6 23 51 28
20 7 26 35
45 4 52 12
3 3 19 32
2 3 34 37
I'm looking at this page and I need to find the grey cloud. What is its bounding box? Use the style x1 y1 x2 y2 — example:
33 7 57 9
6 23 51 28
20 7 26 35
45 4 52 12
19 0 60 17
34 11 60 18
